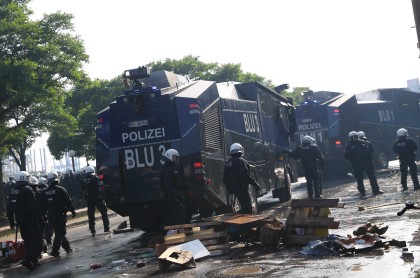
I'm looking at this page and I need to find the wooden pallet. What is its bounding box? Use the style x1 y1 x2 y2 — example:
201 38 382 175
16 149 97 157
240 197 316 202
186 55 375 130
283 198 344 245
163 221 230 256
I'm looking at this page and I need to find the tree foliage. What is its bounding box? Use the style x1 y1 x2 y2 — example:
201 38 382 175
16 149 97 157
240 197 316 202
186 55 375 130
0 0 88 170
147 55 273 87
279 87 311 106
48 76 125 161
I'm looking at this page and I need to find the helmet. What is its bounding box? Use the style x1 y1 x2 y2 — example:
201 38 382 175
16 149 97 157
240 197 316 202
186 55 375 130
28 176 38 186
348 131 358 138
84 166 95 176
230 143 244 155
302 135 312 144
38 177 47 185
47 172 59 183
164 149 180 163
15 171 30 183
357 131 365 138
397 128 408 137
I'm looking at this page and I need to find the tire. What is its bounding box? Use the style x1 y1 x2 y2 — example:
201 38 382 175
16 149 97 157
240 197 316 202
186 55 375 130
378 152 389 169
231 185 258 214
278 170 292 202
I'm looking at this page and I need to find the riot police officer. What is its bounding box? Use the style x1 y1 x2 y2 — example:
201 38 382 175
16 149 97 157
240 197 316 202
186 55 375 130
81 166 110 236
6 171 43 270
290 135 325 199
393 128 420 191
38 176 53 244
160 149 186 226
223 143 260 214
344 131 384 197
40 172 76 258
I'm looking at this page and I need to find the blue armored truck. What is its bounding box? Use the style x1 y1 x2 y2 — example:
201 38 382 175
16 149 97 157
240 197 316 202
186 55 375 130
96 67 298 231
294 88 420 177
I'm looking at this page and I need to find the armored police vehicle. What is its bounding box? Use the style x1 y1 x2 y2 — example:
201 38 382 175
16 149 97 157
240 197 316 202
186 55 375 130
96 67 298 231
294 88 420 176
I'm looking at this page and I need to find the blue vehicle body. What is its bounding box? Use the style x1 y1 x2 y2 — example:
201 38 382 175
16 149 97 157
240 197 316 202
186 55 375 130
96 70 297 230
294 88 420 176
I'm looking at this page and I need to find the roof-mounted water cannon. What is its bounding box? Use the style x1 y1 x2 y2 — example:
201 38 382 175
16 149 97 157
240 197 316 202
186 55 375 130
274 83 290 93
123 66 150 80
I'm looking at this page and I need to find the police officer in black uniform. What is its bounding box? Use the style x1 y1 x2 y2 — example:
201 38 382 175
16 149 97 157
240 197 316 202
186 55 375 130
40 172 76 258
344 131 384 197
393 128 420 192
289 135 325 199
38 177 53 244
160 149 186 226
7 171 43 270
81 166 110 236
223 143 260 214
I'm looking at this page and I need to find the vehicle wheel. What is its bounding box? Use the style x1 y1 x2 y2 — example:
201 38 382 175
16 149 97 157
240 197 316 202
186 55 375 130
378 152 389 169
278 170 291 202
231 185 258 214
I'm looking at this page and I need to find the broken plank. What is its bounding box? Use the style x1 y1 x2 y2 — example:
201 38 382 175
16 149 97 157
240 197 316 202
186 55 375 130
164 222 222 230
209 249 230 256
290 199 339 208
286 217 336 227
165 230 227 245
221 214 268 225
113 228 134 234
166 238 221 248
205 244 231 251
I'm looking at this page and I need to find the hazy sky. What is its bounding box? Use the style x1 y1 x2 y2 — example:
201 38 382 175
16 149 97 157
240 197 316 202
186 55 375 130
29 0 419 94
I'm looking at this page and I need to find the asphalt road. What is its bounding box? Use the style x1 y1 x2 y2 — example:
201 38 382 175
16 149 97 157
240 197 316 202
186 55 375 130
1 166 420 277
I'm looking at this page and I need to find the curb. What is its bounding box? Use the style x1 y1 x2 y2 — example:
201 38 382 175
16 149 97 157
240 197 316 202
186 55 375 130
0 208 119 239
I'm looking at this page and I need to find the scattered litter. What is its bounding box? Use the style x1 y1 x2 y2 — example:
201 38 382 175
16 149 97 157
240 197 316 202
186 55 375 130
171 239 210 260
111 259 125 265
353 222 388 236
90 263 102 269
299 240 339 256
158 248 196 271
75 265 82 268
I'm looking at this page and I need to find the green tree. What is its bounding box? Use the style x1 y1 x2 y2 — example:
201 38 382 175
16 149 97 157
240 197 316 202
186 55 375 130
0 0 88 170
279 87 311 106
48 76 125 161
147 55 272 87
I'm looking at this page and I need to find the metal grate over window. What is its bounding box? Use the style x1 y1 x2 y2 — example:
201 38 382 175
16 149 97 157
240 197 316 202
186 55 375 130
204 104 222 150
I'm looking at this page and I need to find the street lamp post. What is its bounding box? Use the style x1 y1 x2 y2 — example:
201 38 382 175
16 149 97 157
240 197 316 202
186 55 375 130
68 150 76 172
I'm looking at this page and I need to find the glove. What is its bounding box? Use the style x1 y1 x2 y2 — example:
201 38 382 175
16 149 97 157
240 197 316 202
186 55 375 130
71 211 77 218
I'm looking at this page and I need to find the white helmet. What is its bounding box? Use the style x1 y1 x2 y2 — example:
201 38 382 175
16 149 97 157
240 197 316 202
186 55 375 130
47 172 59 183
357 131 365 138
230 143 244 155
28 176 38 186
348 131 358 138
302 135 312 144
38 177 47 185
84 166 95 175
15 171 30 183
164 149 180 163
397 128 408 137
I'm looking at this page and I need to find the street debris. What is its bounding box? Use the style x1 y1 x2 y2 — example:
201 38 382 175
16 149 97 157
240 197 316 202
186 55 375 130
158 248 196 271
89 263 102 269
353 222 388 236
358 202 400 211
259 219 285 245
401 247 414 262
